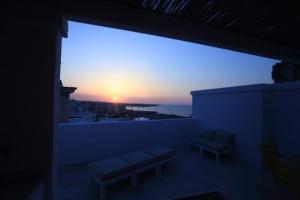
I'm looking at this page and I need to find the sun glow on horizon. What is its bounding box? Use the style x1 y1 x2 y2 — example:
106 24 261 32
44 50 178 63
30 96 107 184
112 96 118 102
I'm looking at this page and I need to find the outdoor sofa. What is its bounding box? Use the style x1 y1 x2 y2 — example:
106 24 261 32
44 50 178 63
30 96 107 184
189 130 235 163
88 145 176 200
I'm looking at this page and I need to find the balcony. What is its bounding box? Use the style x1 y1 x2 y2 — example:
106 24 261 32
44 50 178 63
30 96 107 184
55 82 300 200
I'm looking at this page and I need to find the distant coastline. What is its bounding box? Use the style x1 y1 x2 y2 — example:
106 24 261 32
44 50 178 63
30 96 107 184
124 103 157 107
126 104 192 117
71 99 157 107
67 100 191 123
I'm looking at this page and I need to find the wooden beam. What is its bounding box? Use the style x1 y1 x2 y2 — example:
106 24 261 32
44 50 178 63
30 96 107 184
63 1 300 63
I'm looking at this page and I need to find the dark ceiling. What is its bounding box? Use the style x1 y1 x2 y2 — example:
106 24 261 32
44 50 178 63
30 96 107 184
15 0 299 62
107 0 300 51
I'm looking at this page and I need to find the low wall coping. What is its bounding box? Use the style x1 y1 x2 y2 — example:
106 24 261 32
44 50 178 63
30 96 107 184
191 81 300 96
59 118 196 127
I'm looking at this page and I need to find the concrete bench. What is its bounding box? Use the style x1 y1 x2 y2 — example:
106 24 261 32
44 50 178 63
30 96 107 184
189 130 235 163
88 146 176 200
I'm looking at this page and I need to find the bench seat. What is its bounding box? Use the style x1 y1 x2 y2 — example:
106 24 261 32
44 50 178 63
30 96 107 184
197 140 233 152
120 151 156 169
88 156 133 181
89 146 176 200
191 137 210 145
190 130 235 163
144 146 176 161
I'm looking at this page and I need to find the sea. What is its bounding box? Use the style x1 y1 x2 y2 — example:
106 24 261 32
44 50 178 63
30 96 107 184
126 104 192 117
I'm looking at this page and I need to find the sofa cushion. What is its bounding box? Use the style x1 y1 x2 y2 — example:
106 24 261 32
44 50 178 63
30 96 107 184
191 137 210 145
214 131 234 144
198 130 215 140
143 146 176 161
120 151 156 169
88 156 133 181
202 141 232 152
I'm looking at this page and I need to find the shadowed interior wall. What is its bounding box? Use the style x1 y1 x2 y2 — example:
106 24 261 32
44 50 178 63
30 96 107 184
57 119 196 166
2 3 64 200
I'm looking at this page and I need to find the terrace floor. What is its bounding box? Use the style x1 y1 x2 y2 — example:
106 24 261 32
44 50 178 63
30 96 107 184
58 147 270 200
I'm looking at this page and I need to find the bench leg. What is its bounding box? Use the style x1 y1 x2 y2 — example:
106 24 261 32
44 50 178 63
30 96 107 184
200 149 204 156
189 143 195 151
231 151 235 160
131 174 137 187
156 165 162 176
216 154 220 163
100 184 106 200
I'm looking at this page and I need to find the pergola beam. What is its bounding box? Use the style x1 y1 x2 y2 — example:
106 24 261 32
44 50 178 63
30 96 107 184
63 1 300 63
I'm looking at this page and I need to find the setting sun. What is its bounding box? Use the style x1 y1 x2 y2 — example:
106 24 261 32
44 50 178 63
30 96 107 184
112 96 118 102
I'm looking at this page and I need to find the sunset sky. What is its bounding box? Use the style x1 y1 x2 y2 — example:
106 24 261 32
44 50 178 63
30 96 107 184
61 21 279 105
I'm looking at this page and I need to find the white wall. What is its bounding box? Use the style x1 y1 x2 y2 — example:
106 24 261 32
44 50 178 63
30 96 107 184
192 85 266 168
265 82 300 156
57 119 197 166
192 82 300 168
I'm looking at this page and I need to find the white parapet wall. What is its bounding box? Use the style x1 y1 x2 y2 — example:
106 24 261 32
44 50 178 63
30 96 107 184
57 118 197 166
265 82 300 157
191 81 300 168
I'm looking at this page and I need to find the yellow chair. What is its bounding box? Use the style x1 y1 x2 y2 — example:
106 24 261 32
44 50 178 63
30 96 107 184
270 158 300 200
260 143 281 168
259 143 281 190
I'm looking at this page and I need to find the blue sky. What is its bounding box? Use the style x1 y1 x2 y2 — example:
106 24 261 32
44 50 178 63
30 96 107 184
61 21 278 105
